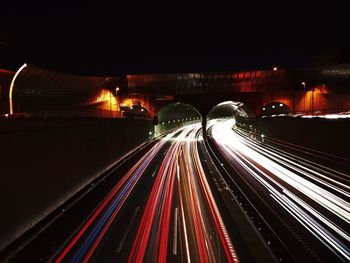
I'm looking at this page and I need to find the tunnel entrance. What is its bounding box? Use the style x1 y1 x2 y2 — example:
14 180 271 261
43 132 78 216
155 102 202 135
207 101 256 131
207 101 255 119
262 101 292 117
121 102 152 119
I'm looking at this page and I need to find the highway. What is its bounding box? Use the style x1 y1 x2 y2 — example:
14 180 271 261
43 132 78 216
5 119 349 262
207 119 350 262
7 123 238 263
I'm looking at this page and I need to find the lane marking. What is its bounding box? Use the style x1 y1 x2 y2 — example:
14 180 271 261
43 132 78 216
152 164 160 178
151 170 157 178
173 207 178 255
116 206 140 253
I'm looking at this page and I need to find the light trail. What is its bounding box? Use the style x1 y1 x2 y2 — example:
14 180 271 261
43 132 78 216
209 119 350 261
54 132 170 262
54 123 238 262
129 123 238 262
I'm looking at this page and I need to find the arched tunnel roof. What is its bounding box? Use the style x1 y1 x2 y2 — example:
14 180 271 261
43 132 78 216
208 101 255 119
262 101 292 116
157 102 202 121
155 102 202 135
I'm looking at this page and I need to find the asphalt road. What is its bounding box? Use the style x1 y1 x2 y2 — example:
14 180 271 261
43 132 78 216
5 123 239 262
6 119 347 263
207 119 350 263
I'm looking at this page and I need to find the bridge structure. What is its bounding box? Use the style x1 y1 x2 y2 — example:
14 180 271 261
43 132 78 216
1 63 350 123
125 65 350 118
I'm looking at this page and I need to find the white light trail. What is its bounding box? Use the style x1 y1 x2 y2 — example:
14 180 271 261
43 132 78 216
210 119 350 261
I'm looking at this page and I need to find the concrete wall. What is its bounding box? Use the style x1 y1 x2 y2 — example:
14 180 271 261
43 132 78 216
0 69 14 115
0 118 153 251
256 117 350 159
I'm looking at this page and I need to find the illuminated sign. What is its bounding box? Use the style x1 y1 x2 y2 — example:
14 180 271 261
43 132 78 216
156 95 174 101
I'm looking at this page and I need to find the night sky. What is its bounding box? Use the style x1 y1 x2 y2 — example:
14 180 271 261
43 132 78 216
1 4 349 75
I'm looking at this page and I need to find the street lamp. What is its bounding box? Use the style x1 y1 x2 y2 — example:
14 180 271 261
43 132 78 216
271 66 279 101
301 82 306 114
115 87 120 114
311 86 314 116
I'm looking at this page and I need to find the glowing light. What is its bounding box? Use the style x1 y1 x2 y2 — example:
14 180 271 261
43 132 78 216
273 67 278 71
217 101 233 107
141 108 144 112
301 113 350 119
56 122 238 262
262 107 266 111
210 120 350 261
301 82 306 89
280 103 283 107
272 105 275 109
9 63 27 114
94 89 118 111
120 98 133 108
149 131 152 135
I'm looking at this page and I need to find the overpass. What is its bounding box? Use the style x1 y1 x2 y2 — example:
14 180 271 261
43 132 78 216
1 63 350 120
125 65 350 117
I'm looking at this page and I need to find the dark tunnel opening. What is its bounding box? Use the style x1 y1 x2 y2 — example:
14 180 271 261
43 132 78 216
155 102 202 135
261 101 292 117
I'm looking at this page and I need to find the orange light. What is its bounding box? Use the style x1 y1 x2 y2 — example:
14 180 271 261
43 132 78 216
120 98 133 107
94 89 118 111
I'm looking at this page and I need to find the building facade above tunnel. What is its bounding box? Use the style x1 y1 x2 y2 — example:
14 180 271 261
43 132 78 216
2 63 350 117
126 64 350 96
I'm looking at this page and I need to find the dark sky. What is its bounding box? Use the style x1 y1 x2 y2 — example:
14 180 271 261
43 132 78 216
0 5 349 75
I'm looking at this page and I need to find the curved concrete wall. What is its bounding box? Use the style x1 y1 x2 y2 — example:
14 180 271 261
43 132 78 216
0 118 153 251
256 117 350 159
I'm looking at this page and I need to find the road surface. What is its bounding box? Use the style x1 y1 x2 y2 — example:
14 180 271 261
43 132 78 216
7 123 238 263
207 119 350 262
